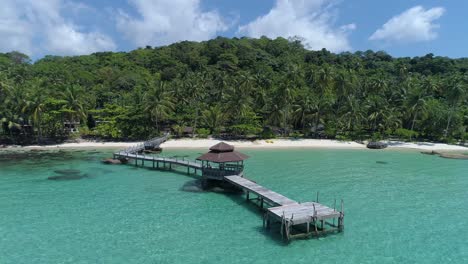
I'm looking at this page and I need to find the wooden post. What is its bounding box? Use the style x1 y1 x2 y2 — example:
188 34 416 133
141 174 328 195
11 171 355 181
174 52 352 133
339 199 344 231
280 212 285 239
265 213 270 230
316 191 319 203
333 198 337 226
246 191 250 201
260 198 264 208
314 218 319 237
341 199 344 215
152 157 155 169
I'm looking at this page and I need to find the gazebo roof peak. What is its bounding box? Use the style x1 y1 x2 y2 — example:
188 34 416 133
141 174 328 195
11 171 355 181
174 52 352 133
196 142 249 163
209 142 235 152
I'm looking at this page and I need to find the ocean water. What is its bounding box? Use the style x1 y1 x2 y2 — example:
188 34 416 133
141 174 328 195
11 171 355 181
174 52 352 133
0 148 467 264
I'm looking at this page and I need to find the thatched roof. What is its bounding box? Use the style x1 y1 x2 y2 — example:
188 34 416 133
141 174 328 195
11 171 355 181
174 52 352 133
196 142 249 163
209 142 234 152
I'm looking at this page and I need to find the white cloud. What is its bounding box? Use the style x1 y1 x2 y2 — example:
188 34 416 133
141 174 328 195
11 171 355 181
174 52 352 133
117 0 229 47
237 0 355 52
0 0 116 57
369 6 445 43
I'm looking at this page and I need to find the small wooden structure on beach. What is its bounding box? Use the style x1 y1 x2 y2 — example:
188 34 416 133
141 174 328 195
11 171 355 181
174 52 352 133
111 136 344 242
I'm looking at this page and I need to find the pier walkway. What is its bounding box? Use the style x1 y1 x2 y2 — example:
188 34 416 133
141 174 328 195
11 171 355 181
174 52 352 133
225 175 343 240
113 134 202 173
224 175 297 206
109 135 344 242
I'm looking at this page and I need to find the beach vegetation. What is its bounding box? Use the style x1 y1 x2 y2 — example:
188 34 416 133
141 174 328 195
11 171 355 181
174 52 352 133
0 38 467 145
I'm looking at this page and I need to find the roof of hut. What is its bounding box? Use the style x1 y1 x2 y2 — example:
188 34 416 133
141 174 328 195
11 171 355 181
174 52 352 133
197 142 249 163
209 142 234 152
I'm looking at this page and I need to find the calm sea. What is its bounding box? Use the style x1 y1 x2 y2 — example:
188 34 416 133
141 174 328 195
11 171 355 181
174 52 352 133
0 148 467 263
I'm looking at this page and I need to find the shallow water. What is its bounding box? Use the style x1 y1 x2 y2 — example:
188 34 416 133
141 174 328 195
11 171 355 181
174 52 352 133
0 148 467 263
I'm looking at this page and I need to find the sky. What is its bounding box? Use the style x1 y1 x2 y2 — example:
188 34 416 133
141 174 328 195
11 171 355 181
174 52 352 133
1 0 467 60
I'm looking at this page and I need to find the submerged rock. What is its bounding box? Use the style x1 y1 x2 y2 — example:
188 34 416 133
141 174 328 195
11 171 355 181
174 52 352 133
102 158 122 164
102 158 128 164
421 151 440 155
420 151 468 160
54 169 81 175
48 173 88 181
181 180 204 192
438 153 468 160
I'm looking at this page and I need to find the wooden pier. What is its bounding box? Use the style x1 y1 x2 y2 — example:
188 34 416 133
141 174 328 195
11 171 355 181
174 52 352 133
109 136 344 242
225 175 344 241
224 175 297 206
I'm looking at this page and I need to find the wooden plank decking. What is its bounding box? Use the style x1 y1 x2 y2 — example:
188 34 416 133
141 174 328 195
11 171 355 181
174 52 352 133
110 134 344 242
224 175 344 241
224 175 297 206
268 202 341 224
114 152 202 169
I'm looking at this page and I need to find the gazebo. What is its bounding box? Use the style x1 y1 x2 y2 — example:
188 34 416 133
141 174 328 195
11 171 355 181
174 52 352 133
196 142 249 180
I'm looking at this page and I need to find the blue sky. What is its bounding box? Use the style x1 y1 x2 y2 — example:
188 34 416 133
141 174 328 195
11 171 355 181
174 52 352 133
1 0 466 59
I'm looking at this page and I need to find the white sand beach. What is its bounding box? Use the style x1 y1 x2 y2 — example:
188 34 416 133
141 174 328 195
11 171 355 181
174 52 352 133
9 138 467 151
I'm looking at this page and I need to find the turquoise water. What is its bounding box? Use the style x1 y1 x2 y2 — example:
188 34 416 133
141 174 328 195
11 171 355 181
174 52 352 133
1 148 467 263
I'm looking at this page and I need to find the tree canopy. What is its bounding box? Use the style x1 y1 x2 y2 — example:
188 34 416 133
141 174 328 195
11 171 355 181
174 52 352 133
0 37 467 144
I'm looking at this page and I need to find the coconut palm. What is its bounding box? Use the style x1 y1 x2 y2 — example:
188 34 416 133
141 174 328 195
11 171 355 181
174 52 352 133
61 85 87 124
144 79 175 132
293 92 317 133
22 90 47 143
406 84 430 135
202 105 226 134
444 78 467 137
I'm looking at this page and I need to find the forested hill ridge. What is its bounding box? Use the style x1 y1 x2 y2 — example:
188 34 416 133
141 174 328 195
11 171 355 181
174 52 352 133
0 37 467 145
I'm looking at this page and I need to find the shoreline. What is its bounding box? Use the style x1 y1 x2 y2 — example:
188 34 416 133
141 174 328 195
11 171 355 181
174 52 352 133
2 138 467 152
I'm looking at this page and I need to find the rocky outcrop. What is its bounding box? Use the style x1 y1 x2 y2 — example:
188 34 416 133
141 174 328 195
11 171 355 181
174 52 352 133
367 141 388 149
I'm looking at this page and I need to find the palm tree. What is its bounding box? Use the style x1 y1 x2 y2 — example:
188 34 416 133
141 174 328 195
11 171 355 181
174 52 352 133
340 95 364 133
381 107 402 135
365 95 386 132
406 83 430 136
23 90 47 143
202 105 226 134
226 76 254 123
275 80 296 136
61 85 87 124
144 79 175 132
444 78 466 138
293 92 316 133
310 65 336 137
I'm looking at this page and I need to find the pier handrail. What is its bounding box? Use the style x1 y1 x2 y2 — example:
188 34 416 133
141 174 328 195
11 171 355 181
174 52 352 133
117 133 170 155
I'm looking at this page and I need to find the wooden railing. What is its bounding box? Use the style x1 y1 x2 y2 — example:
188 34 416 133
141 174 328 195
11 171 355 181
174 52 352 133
118 133 170 155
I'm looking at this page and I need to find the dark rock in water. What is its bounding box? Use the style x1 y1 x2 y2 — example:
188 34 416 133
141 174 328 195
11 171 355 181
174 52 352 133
48 174 88 181
367 142 388 149
181 180 204 192
102 158 122 164
54 169 81 175
376 161 388 164
421 151 440 155
438 153 468 160
211 187 227 193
